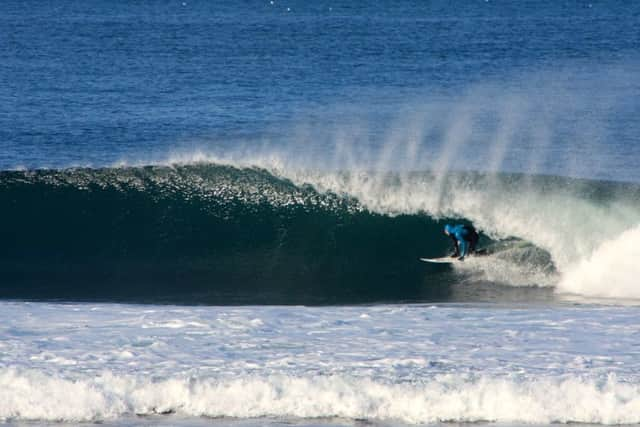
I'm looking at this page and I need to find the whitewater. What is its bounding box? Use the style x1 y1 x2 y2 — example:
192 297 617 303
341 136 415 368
2 301 640 424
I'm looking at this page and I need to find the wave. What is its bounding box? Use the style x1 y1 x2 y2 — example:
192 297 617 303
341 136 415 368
1 368 639 424
1 162 638 303
166 153 640 300
0 164 459 304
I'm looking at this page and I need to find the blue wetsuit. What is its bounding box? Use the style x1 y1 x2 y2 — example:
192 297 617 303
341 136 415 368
444 224 479 259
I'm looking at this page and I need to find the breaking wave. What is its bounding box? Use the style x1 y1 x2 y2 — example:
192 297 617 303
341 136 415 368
1 369 639 424
1 161 638 303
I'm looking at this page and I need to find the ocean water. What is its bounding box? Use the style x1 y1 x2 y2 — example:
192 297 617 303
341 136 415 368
2 302 640 424
1 0 640 425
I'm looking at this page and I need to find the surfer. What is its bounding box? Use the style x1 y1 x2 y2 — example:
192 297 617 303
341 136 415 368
444 224 479 261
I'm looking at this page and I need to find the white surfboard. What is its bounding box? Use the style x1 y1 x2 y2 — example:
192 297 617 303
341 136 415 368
419 257 461 264
420 249 489 264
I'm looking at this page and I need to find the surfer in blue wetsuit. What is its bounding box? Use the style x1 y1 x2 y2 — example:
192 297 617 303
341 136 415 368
444 224 479 260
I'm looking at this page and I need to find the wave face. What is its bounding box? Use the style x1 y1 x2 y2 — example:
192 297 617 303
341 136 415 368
1 163 639 303
0 165 456 304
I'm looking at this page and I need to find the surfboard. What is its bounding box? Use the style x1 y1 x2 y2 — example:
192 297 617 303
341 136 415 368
419 257 461 264
420 249 488 264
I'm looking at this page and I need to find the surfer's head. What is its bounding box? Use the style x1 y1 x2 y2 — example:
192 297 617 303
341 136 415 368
444 224 452 235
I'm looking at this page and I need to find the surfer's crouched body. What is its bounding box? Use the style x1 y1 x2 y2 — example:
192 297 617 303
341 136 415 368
444 224 479 260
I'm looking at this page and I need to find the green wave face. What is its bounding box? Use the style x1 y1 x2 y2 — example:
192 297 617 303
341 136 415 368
0 165 455 304
1 164 637 304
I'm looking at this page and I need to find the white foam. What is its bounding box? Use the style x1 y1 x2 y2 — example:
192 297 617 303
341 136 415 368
558 224 640 299
453 255 557 288
2 302 640 423
2 370 640 424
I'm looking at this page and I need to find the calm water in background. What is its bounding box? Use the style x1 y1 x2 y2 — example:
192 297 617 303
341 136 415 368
2 0 639 179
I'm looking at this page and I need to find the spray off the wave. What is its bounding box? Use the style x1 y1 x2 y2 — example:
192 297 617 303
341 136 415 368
145 63 640 300
2 65 639 302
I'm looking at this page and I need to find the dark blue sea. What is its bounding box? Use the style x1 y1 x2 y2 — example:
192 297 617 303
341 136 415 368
1 1 640 425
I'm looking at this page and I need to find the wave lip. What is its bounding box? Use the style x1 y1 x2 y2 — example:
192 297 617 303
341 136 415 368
1 370 639 424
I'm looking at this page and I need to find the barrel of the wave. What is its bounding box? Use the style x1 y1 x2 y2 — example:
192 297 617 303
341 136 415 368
0 165 455 304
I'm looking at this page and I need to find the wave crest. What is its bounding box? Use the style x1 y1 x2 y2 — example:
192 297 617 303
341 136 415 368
2 369 639 424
